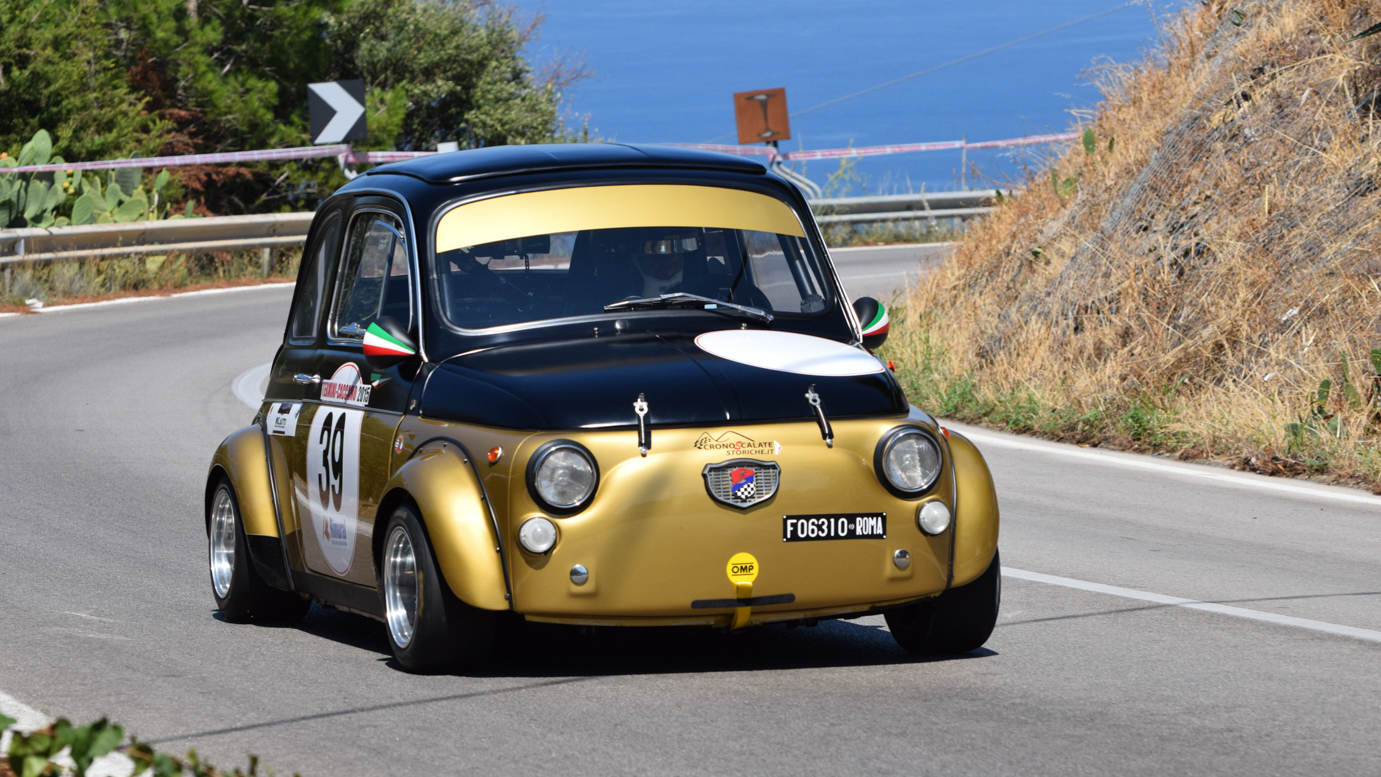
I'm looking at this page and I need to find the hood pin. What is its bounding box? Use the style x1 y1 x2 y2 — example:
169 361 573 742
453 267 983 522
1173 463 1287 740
634 393 650 457
805 385 833 448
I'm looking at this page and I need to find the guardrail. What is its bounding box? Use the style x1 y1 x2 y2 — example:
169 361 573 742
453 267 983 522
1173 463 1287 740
0 213 313 266
809 190 997 224
0 190 998 266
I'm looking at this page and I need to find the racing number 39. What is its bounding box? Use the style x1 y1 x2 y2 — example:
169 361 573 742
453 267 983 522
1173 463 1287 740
317 411 347 511
305 406 363 576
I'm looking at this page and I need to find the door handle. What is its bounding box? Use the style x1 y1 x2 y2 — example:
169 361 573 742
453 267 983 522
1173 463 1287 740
294 373 321 385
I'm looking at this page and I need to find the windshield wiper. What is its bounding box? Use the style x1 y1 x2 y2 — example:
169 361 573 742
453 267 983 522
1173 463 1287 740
603 293 773 323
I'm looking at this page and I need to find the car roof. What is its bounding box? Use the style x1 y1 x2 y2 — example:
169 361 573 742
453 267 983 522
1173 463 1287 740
362 143 768 184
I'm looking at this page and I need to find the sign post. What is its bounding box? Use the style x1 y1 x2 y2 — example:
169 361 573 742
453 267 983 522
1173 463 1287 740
308 80 368 145
733 88 791 145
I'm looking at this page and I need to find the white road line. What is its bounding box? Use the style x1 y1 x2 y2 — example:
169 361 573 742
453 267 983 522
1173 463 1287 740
956 427 1381 509
1 281 294 318
1 691 136 777
232 362 272 410
829 241 957 253
1005 568 1381 644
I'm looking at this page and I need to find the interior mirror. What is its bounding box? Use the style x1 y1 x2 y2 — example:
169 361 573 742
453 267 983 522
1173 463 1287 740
852 297 890 352
363 316 419 370
519 234 551 255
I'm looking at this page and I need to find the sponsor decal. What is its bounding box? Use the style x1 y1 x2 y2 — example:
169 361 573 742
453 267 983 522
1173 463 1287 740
726 552 759 584
694 430 782 456
702 459 780 509
363 321 416 359
267 402 301 437
303 406 363 576
320 363 372 407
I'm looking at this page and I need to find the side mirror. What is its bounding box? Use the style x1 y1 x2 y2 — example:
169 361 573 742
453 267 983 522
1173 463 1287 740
363 316 419 370
852 297 890 352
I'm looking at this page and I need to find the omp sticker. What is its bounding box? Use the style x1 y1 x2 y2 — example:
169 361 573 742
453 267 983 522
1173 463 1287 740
304 406 363 575
726 552 759 584
694 431 782 456
320 363 372 407
266 402 301 437
695 330 885 376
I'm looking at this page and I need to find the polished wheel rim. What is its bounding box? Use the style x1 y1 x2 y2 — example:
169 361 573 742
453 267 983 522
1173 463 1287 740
383 525 419 649
209 488 236 599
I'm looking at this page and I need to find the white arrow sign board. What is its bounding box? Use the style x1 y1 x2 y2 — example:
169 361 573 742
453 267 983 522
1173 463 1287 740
308 80 367 145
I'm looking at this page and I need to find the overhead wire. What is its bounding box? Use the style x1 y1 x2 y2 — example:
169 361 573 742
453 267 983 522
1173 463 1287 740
704 0 1147 143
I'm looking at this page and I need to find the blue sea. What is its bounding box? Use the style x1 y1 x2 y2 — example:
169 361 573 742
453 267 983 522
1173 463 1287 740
514 0 1193 194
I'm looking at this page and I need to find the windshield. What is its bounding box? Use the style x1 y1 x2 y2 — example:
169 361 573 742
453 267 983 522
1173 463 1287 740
431 185 834 331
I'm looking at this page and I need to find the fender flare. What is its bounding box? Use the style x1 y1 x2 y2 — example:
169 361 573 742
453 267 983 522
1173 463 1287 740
374 439 510 611
206 423 293 591
207 425 279 538
947 431 1000 588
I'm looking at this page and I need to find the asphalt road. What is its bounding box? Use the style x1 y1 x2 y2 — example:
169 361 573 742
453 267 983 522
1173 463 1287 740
829 242 952 302
2 282 1379 776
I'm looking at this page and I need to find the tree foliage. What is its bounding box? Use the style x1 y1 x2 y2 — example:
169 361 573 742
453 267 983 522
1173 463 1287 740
0 0 585 214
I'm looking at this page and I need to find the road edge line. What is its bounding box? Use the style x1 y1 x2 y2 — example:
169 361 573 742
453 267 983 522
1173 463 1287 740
1004 567 1381 644
953 425 1381 509
232 362 272 410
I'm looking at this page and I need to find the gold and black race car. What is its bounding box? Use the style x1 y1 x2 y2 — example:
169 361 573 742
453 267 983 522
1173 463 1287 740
206 144 1000 672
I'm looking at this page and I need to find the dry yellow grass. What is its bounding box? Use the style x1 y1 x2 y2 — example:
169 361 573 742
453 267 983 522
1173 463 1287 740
888 0 1381 488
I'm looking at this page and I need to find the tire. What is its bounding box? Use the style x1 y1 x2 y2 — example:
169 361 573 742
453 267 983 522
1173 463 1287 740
207 478 310 624
886 548 1001 655
379 503 496 673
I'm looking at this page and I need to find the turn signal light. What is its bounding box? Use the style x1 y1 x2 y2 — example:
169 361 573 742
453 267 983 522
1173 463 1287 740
488 446 503 464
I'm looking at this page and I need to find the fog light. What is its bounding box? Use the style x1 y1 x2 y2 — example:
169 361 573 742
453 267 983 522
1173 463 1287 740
918 501 951 535
518 517 557 553
893 549 911 569
570 564 589 585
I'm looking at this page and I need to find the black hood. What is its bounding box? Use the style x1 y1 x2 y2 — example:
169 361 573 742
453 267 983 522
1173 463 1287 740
420 332 906 430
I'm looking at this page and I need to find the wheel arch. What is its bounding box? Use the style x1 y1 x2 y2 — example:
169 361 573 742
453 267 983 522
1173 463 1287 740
376 439 510 611
947 430 1000 588
207 425 279 538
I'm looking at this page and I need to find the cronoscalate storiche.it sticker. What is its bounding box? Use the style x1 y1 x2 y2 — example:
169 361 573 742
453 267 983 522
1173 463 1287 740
693 430 782 456
267 402 301 436
320 363 372 407
694 330 885 376
304 405 363 576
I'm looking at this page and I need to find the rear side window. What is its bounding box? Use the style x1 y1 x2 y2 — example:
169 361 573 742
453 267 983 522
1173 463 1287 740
333 212 411 338
289 213 341 342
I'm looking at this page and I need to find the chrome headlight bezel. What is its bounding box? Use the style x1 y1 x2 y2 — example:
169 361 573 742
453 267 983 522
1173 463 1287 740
526 439 599 515
873 426 944 498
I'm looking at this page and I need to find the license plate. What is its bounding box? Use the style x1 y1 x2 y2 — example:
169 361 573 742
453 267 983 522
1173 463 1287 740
782 513 886 542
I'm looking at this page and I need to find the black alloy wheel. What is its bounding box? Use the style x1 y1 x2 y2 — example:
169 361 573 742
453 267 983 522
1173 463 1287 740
886 548 1001 655
207 478 309 624
378 502 497 673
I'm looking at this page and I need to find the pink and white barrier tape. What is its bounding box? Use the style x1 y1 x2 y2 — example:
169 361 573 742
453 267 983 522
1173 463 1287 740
673 132 1076 161
0 132 1079 175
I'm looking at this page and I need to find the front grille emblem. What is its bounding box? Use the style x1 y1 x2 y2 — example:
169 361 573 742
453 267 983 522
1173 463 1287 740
703 460 780 509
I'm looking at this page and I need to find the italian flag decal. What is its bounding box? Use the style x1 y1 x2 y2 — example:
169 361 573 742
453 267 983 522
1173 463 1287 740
363 322 416 358
861 303 889 337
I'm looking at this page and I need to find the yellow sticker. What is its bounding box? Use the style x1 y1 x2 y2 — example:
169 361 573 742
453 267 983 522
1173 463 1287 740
726 552 759 584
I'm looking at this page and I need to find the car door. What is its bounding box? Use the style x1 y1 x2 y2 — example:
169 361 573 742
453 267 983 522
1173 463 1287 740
263 208 343 575
295 199 418 587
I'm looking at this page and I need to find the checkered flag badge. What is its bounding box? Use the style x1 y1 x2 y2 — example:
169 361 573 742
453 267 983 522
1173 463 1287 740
735 481 756 501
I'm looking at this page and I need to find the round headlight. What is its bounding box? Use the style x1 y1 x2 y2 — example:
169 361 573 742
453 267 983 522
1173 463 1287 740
875 427 942 496
918 501 952 535
518 517 557 554
526 440 599 515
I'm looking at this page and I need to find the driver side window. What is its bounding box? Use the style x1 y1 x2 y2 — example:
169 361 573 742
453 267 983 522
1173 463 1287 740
333 212 410 338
